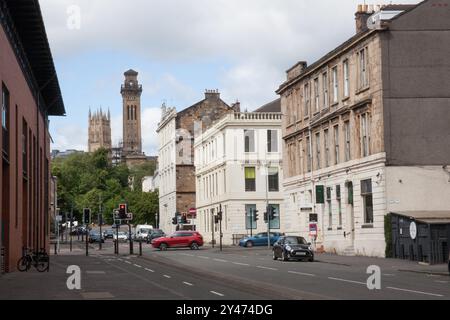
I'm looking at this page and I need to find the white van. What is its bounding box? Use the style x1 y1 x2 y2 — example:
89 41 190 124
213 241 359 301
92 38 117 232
135 225 153 241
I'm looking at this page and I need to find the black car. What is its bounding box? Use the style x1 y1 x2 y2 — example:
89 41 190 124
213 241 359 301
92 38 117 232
273 236 314 262
89 231 105 243
103 229 115 239
146 229 166 243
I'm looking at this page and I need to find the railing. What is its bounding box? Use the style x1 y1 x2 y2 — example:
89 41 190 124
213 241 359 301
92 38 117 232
1 246 5 274
233 112 282 121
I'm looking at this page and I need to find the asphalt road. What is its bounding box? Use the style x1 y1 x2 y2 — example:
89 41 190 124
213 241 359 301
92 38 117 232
1 239 449 300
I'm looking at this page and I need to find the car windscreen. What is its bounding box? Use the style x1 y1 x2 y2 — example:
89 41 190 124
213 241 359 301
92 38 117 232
140 229 151 233
284 237 307 245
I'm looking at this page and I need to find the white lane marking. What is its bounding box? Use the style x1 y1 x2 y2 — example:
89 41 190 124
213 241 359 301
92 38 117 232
124 261 132 264
387 286 444 297
183 282 194 286
213 259 228 263
328 277 366 285
435 280 449 284
210 291 225 297
145 268 154 273
288 271 315 277
163 275 171 279
117 258 123 261
233 262 250 266
257 266 278 271
198 256 210 259
180 253 194 257
383 274 396 277
134 264 142 268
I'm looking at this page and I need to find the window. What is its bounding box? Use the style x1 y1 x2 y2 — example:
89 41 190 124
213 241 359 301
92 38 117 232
306 136 311 172
324 129 330 167
269 204 280 229
245 167 256 192
336 185 342 227
304 83 310 117
343 60 350 97
267 130 278 152
358 48 369 89
23 119 28 175
245 204 257 230
315 132 321 170
322 72 329 109
361 179 373 224
360 113 370 157
244 130 255 153
332 67 339 103
268 167 279 192
298 139 304 175
344 121 351 162
334 125 340 165
326 187 332 228
2 84 9 156
314 78 319 113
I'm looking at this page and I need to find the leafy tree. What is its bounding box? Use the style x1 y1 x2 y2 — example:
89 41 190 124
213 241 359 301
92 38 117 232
51 148 159 226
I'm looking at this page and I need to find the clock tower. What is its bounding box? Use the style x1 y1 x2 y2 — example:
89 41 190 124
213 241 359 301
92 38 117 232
121 69 143 155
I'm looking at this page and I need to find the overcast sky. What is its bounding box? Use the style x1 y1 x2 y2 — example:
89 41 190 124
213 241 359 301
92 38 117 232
40 0 421 156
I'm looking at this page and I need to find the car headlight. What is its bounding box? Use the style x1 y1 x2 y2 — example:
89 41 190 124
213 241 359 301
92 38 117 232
285 245 292 251
308 246 313 251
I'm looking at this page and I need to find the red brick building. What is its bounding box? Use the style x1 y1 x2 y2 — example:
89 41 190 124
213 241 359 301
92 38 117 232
0 0 65 273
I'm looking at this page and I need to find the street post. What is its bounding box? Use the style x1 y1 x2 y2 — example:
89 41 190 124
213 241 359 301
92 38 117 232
99 194 103 251
70 208 73 252
218 204 223 252
250 208 253 238
128 223 133 255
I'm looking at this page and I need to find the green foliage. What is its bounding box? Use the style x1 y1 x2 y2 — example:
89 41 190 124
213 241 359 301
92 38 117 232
385 214 393 258
52 148 158 226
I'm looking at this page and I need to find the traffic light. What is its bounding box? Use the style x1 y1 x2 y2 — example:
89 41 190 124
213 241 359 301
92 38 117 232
214 215 220 224
253 210 259 222
83 208 91 224
268 205 275 221
119 204 127 220
217 211 223 222
264 211 268 222
181 214 188 224
172 217 178 225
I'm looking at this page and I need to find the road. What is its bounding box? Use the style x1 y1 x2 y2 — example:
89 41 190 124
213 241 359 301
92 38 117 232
0 239 449 300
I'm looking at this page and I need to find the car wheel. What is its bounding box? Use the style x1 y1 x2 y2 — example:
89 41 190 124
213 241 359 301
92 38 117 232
246 241 254 248
272 251 278 260
282 251 289 261
309 257 314 262
159 243 168 251
190 242 199 250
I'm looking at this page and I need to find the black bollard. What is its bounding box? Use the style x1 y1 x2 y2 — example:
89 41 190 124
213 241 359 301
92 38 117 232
139 241 142 256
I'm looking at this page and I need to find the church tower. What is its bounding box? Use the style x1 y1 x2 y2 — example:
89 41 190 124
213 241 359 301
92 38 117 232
121 69 143 155
88 108 112 153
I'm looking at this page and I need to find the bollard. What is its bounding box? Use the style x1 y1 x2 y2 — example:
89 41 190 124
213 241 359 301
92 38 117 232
54 242 57 255
139 241 142 256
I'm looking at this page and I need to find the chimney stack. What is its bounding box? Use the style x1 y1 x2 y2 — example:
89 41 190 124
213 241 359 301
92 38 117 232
205 89 220 100
231 100 241 112
355 4 374 34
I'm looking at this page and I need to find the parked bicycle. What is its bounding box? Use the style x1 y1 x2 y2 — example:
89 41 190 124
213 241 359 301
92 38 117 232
17 247 49 272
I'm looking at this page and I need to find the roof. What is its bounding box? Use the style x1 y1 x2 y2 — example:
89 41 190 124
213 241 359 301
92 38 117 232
392 211 450 225
124 69 138 76
4 0 65 116
253 98 281 113
382 4 416 11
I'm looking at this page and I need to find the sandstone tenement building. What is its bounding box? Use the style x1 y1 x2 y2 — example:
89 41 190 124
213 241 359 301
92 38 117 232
277 1 450 259
157 90 240 233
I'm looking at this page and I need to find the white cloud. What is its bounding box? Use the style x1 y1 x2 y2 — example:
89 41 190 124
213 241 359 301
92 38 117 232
43 0 422 151
51 123 88 152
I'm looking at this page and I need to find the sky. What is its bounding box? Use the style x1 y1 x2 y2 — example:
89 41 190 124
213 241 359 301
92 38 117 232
40 0 421 156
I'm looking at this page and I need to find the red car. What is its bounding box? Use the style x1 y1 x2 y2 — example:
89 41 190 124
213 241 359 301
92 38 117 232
151 231 204 251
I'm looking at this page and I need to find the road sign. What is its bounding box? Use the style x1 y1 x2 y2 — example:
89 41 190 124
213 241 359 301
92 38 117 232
309 223 318 237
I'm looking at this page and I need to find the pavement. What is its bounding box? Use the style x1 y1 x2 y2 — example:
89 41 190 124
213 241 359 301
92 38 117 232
0 240 448 300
